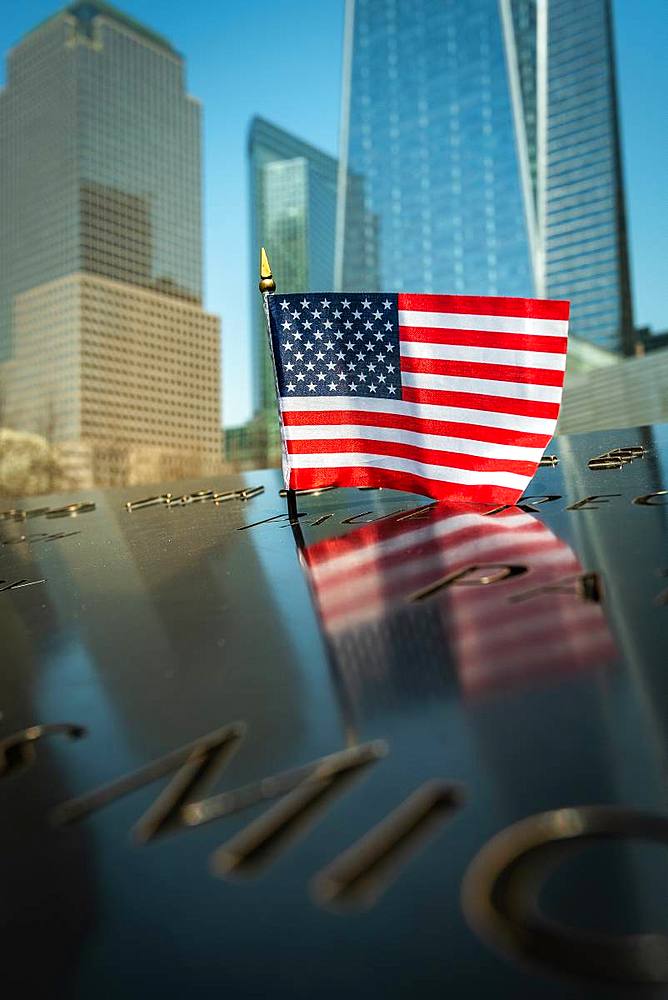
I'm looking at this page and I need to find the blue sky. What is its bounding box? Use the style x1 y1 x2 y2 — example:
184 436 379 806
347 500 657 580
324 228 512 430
3 0 667 427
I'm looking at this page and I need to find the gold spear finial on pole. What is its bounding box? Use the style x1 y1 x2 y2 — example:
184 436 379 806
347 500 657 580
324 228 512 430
258 247 296 523
259 247 276 294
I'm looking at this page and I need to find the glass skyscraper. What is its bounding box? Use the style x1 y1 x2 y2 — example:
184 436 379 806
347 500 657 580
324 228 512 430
338 0 633 354
249 118 377 421
248 117 378 462
248 118 339 428
544 0 633 352
0 1 220 484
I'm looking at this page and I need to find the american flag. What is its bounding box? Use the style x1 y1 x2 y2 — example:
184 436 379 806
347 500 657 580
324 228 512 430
267 292 569 504
301 505 616 703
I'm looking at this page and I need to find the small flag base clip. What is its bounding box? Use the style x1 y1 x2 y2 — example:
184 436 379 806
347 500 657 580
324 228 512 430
286 488 300 523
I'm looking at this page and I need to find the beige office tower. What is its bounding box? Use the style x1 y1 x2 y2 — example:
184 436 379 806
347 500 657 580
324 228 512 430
5 274 220 486
0 3 221 487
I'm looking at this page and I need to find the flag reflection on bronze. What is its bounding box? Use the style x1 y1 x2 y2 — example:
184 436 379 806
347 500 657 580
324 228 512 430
298 505 617 708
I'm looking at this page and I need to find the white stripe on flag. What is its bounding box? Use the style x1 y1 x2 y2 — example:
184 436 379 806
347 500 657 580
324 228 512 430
401 372 562 403
279 397 558 436
399 341 567 371
287 452 529 489
283 423 544 461
398 310 568 338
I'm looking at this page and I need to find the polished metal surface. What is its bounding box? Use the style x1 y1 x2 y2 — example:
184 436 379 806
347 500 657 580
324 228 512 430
2 423 668 997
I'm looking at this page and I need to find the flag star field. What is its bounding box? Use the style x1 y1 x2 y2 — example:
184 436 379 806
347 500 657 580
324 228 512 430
269 293 401 400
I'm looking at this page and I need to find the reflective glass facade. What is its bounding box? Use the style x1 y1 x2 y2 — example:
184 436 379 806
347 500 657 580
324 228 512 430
339 0 633 353
509 0 539 213
0 0 202 361
338 0 534 297
248 118 339 423
544 0 633 352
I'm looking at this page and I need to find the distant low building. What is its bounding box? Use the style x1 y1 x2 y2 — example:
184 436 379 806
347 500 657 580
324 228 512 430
224 416 278 472
635 326 668 354
559 340 668 434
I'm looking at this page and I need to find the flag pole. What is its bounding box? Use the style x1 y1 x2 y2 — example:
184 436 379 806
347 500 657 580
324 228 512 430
258 247 299 523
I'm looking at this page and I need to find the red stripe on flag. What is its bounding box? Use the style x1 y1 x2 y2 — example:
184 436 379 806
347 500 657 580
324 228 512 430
398 293 570 321
400 356 566 387
402 387 561 420
281 408 552 449
288 466 525 504
286 437 538 477
399 326 568 354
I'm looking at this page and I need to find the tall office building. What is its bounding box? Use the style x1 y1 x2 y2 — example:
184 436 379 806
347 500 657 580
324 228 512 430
338 0 633 354
0 1 220 485
544 0 633 352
